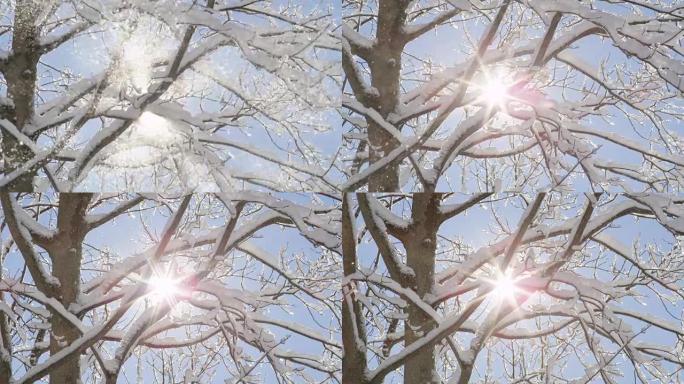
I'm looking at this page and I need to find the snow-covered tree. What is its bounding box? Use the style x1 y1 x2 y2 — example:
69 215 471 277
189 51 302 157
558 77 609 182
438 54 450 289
342 0 683 192
341 3 684 380
0 192 342 383
343 192 684 383
0 0 339 192
2 1 684 384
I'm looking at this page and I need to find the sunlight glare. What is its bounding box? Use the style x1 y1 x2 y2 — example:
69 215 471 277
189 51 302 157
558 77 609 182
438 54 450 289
110 14 174 95
123 41 152 91
135 111 177 141
148 275 181 303
492 273 516 299
477 69 511 109
100 111 184 168
488 270 525 307
481 79 507 106
116 33 157 94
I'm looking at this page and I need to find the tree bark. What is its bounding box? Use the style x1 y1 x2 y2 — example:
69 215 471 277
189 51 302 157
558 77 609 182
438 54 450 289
1 0 41 191
341 194 369 383
46 193 92 384
365 0 410 192
0 254 11 382
403 193 441 384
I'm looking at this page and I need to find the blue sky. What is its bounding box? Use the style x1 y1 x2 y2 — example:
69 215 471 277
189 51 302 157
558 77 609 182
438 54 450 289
1 193 340 383
2 192 682 382
4 0 681 193
1 0 342 192
1 0 683 383
353 193 683 383
343 2 683 193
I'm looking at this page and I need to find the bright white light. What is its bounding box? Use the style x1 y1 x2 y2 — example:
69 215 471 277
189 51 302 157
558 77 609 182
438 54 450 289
135 111 179 142
475 68 513 110
487 269 527 307
101 111 185 168
147 275 181 303
114 33 158 94
111 15 174 94
122 41 152 91
491 273 517 299
480 78 509 107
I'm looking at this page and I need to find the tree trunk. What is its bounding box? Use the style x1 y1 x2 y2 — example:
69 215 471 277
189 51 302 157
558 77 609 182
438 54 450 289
1 0 41 191
47 193 92 384
367 121 401 192
105 372 118 384
403 193 441 384
365 0 409 192
341 194 369 383
0 254 11 382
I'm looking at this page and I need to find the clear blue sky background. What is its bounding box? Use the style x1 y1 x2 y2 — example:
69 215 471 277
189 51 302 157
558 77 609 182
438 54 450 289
2 0 682 383
2 193 339 383
2 192 681 382
2 0 343 192
354 193 683 383
357 1 684 193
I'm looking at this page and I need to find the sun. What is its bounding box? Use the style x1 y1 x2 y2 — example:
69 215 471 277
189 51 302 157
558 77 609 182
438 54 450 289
101 111 184 167
480 78 508 107
487 269 524 306
491 272 517 299
147 274 182 304
135 111 178 141
475 69 512 109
